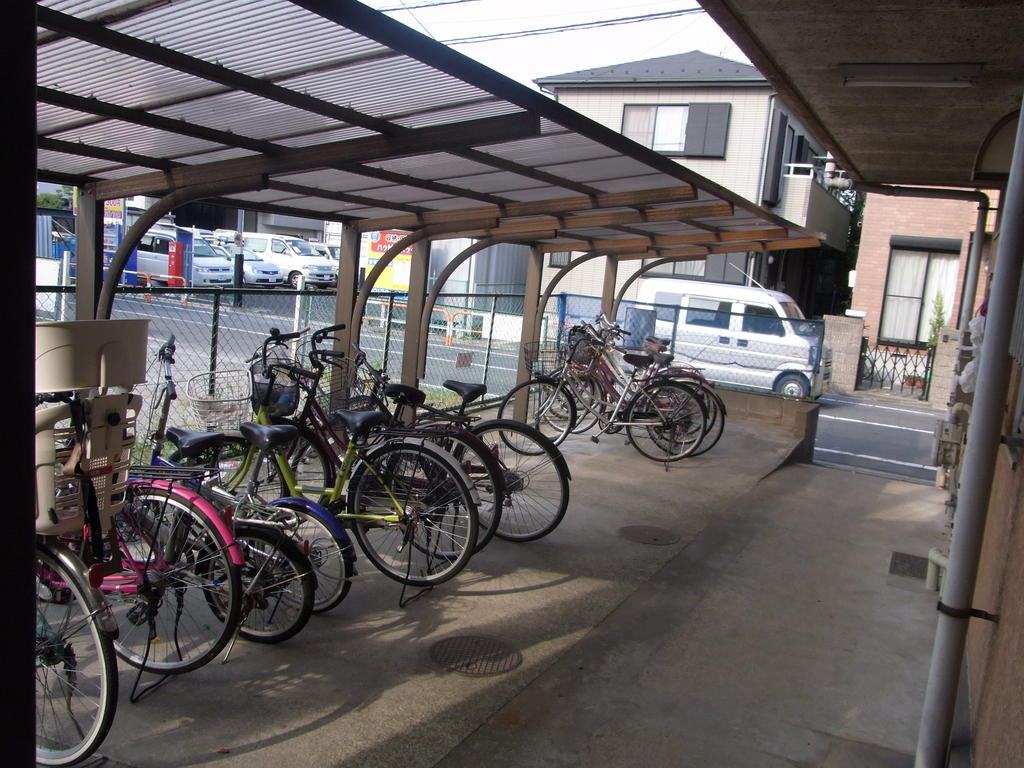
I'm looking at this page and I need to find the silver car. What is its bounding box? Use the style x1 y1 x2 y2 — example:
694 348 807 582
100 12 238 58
209 244 285 287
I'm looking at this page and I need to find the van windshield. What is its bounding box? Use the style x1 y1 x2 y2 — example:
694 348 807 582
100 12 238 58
284 239 317 256
192 240 222 259
780 302 821 338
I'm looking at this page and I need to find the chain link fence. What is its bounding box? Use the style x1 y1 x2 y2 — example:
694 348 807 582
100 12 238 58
35 285 528 434
539 292 829 397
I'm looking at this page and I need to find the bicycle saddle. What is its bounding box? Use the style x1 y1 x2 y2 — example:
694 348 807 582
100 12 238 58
652 351 675 366
239 422 298 451
165 425 226 459
622 352 654 369
384 383 426 406
331 408 386 439
443 380 487 404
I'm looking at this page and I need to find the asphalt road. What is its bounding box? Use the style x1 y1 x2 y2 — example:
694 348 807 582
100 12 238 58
813 393 942 484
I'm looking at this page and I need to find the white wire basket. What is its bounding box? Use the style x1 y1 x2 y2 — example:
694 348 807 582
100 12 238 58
186 369 251 429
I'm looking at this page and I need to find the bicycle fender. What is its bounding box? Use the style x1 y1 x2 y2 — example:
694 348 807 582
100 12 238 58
138 480 245 566
269 496 356 553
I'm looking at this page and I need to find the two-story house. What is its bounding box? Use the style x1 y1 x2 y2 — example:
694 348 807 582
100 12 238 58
534 50 854 318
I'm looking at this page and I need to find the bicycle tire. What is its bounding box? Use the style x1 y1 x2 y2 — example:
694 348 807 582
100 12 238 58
233 521 315 643
625 380 708 462
497 378 577 446
348 440 478 586
688 385 726 457
422 428 506 553
264 499 356 614
35 543 118 767
469 419 571 542
107 485 242 674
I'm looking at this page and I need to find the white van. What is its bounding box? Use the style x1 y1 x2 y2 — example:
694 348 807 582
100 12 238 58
632 278 831 397
241 232 337 288
135 229 234 287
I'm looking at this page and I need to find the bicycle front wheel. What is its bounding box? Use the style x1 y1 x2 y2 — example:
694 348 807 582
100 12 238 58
625 380 708 462
348 441 478 586
234 522 315 643
497 378 576 446
36 543 118 767
470 419 571 542
109 485 242 674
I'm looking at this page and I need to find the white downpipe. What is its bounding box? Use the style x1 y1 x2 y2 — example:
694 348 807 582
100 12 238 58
914 97 1024 768
926 547 949 592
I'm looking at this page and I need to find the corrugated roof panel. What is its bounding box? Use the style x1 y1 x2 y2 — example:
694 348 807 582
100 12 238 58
50 120 225 158
541 156 663 185
440 171 551 196
394 100 523 130
37 103 98 134
594 175 694 194
484 133 613 166
272 168 399 194
369 152 495 181
224 189 310 204
176 147 259 165
283 59 489 122
36 148 116 176
275 126 377 148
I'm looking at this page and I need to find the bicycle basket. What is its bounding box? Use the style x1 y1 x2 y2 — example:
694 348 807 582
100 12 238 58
524 342 564 377
315 356 378 413
186 369 251 428
249 358 300 417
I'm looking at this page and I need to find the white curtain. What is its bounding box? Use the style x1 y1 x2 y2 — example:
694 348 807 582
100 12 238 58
622 106 655 148
880 249 926 342
918 252 959 342
652 106 688 152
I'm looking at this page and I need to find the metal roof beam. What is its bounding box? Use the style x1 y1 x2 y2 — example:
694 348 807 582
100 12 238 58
267 180 428 214
84 111 541 200
37 5 402 136
38 136 174 172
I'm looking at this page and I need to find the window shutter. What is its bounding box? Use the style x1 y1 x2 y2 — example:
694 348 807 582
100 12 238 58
761 110 788 206
684 103 731 157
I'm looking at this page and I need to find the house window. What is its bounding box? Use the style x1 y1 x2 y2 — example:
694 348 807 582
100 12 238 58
548 251 571 268
622 103 731 158
879 239 961 345
641 259 705 278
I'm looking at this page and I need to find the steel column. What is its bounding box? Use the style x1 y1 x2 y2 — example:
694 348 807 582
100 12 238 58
401 241 431 386
915 97 1024 768
74 190 104 320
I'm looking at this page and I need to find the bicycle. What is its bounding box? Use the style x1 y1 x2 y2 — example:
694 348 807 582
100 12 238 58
195 328 481 588
500 320 709 463
34 394 122 765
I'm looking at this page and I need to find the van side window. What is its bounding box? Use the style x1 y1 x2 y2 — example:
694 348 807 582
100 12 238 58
271 240 287 254
244 237 267 252
742 305 785 336
686 298 731 329
653 291 683 306
143 236 169 255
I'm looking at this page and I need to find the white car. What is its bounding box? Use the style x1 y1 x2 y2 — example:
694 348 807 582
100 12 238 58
210 244 284 287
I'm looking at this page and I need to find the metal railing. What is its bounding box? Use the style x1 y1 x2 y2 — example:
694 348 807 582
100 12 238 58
856 338 935 400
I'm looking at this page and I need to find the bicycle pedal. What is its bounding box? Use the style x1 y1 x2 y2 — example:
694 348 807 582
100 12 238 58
590 435 600 444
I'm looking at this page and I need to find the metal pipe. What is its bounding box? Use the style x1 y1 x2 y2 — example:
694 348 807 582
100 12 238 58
958 204 988 332
914 100 1024 768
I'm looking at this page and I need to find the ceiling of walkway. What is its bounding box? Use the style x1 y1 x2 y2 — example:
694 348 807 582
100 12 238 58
35 0 819 261
699 0 1024 188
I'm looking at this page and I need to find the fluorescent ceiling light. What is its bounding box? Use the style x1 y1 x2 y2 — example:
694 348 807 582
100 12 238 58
839 62 982 88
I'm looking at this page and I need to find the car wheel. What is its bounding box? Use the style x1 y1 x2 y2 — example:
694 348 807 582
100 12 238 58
775 373 810 398
288 271 302 288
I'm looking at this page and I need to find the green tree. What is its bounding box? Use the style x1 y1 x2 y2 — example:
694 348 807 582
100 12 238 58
36 185 74 210
928 293 947 346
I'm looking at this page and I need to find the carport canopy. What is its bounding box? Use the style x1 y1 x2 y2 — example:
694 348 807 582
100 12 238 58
36 0 819 381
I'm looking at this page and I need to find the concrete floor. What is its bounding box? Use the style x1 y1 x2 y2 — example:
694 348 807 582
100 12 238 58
92 417 948 768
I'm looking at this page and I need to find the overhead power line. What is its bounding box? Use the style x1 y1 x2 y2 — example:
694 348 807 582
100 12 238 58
378 0 481 11
438 8 705 45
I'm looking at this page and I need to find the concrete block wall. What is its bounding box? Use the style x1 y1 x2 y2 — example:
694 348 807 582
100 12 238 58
927 327 962 407
823 314 866 394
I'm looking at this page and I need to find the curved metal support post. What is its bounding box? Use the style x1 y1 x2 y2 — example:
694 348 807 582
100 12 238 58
350 228 430 348
610 255 706 318
417 238 501 377
535 250 606 332
97 176 263 319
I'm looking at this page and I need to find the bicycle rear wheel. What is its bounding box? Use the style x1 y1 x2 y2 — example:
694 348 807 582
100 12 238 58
348 440 478 586
234 522 315 643
36 543 118 767
470 419 571 542
109 485 242 674
497 378 576 446
625 380 708 462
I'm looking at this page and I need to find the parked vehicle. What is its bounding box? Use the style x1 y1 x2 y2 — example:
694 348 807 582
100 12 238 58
632 278 831 398
135 229 234 287
208 244 285 287
241 232 337 288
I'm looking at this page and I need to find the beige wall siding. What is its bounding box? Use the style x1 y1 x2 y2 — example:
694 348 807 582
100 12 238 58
556 86 772 201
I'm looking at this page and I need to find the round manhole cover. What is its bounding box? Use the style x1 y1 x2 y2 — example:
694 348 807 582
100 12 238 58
619 525 680 546
430 635 522 677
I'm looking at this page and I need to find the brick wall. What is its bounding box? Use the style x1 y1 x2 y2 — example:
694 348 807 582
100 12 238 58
851 192 992 344
823 314 865 394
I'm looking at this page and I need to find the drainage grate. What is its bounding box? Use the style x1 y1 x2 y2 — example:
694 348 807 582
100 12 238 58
430 635 522 677
890 551 929 579
619 525 680 546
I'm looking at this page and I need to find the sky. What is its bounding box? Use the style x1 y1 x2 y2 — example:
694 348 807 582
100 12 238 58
360 0 750 90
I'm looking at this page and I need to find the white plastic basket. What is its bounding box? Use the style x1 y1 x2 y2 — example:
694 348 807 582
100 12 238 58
35 393 141 536
186 369 251 428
